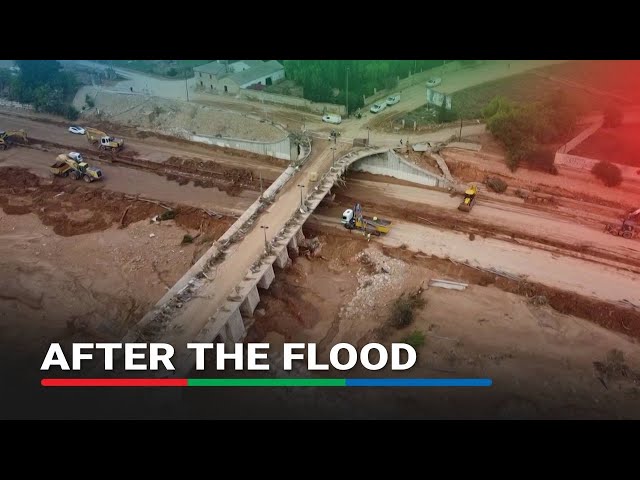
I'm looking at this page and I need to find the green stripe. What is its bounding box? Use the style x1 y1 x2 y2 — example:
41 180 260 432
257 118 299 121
187 378 346 387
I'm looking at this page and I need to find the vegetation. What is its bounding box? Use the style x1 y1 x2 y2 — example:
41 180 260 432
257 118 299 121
85 94 95 109
603 105 623 128
283 60 447 113
591 161 622 187
0 61 80 120
485 177 508 193
401 330 426 349
389 290 426 329
485 90 579 171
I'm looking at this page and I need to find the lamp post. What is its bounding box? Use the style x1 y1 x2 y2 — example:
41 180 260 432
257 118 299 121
297 184 305 210
260 225 269 252
367 126 371 145
184 70 189 102
345 66 350 119
331 145 336 168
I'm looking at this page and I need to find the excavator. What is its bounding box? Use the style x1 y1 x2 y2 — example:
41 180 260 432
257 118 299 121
458 184 478 212
85 127 124 152
0 129 28 150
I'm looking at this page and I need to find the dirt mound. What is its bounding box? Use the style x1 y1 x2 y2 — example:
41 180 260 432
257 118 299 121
0 166 233 237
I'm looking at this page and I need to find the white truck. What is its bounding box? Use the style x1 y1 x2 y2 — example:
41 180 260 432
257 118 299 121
322 114 342 124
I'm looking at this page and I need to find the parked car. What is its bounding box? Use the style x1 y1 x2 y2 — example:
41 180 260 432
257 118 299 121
322 114 342 125
370 102 387 114
426 77 442 88
68 126 86 135
386 94 401 106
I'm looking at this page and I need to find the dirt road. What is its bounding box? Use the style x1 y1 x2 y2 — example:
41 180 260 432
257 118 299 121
0 111 286 181
310 214 640 309
338 175 640 266
0 148 253 215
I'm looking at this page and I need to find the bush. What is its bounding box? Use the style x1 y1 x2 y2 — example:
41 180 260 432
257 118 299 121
526 147 556 173
486 177 507 193
167 68 178 77
389 292 426 329
182 234 194 244
592 161 622 187
483 96 512 119
437 103 457 123
159 210 176 221
64 105 79 121
402 330 426 349
85 94 95 109
603 105 623 128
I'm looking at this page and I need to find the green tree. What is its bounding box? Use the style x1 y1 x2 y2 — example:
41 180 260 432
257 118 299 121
592 161 622 187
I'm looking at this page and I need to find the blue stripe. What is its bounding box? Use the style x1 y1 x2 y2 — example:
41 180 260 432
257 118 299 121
345 378 492 387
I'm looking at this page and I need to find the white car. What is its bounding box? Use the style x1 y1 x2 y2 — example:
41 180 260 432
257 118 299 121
426 77 442 88
370 102 387 114
68 126 86 135
322 114 342 125
386 94 400 106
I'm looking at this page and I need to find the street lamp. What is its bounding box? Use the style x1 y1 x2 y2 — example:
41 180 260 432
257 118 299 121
331 145 336 168
366 126 371 145
297 184 305 211
260 225 269 252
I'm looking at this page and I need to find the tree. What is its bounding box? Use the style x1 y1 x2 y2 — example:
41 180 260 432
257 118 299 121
14 60 61 88
526 147 557 174
603 105 623 128
483 95 512 119
592 161 622 187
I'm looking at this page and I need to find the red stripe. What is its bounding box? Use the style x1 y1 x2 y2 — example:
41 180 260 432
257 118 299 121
41 378 188 387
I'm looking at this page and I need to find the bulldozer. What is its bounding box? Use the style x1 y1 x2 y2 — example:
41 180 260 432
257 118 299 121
0 129 28 150
458 184 478 212
50 152 103 183
85 127 124 152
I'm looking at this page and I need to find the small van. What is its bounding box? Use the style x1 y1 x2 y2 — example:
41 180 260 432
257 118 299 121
322 114 342 124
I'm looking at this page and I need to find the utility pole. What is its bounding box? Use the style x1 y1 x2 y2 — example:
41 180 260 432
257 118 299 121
259 172 263 198
459 117 463 140
367 126 370 145
260 225 269 252
185 70 189 101
346 66 349 119
297 184 305 211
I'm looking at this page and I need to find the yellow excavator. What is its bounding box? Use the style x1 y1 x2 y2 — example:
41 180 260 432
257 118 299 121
85 127 124 152
458 184 478 212
0 129 28 150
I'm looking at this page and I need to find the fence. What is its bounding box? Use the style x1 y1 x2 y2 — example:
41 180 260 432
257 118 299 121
555 153 640 182
237 89 346 116
191 133 293 161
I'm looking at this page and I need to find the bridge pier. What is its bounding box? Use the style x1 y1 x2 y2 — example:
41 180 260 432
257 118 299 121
258 264 275 290
275 247 291 269
225 308 246 342
240 285 260 317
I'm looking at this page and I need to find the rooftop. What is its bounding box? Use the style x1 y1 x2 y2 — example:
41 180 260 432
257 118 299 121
228 60 283 86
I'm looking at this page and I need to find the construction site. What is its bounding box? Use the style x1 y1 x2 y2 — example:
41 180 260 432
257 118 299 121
1 59 640 419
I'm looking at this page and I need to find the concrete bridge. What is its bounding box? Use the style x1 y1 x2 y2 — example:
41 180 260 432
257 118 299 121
123 144 451 375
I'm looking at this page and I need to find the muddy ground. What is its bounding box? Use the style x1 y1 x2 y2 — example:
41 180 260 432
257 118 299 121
248 227 640 419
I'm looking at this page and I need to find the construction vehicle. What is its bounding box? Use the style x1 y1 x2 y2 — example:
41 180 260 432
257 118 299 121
0 129 28 150
341 203 392 236
85 127 124 152
458 184 478 212
49 152 103 183
605 217 638 239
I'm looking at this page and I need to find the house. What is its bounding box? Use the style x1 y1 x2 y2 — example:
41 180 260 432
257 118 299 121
193 60 284 94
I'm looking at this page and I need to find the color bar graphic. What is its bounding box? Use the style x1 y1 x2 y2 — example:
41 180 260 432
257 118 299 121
41 378 492 387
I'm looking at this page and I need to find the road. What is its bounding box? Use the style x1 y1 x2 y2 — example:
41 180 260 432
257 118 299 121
0 147 253 215
339 176 640 266
311 214 640 309
0 111 286 181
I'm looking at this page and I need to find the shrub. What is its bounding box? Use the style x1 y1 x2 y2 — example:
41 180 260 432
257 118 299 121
167 68 178 77
402 330 426 349
182 234 194 244
603 105 623 128
64 105 79 121
85 94 95 109
482 96 512 119
486 177 507 193
592 161 622 187
389 292 426 329
159 210 176 221
526 147 556 173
